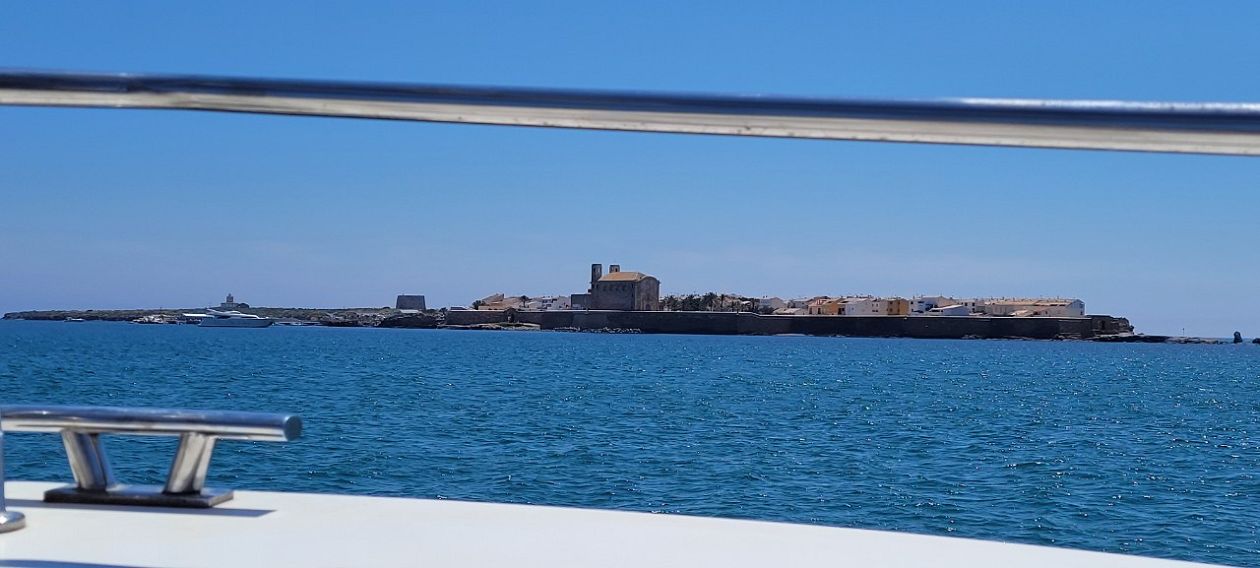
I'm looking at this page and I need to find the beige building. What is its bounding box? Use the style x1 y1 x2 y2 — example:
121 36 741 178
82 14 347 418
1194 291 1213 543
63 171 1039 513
475 293 527 310
756 296 788 311
807 297 843 315
807 296 909 316
981 299 1085 317
885 297 910 315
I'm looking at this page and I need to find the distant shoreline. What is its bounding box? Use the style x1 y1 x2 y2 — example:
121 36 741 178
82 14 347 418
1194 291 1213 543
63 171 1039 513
1 307 395 326
2 314 1244 345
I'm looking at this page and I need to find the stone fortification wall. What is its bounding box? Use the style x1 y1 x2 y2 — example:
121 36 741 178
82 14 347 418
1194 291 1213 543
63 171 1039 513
445 310 511 326
510 310 1099 339
1089 315 1133 335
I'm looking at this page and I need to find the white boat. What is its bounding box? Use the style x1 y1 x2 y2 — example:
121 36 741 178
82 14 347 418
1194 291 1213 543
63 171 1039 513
3 71 1257 567
197 309 274 328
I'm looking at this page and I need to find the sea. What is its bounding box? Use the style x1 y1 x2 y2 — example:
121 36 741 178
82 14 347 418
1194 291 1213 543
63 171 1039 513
1 320 1258 566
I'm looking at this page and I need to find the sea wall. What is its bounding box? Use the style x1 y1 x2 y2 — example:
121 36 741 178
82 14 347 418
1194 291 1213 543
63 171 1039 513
5 307 1128 339
508 310 1103 339
444 309 513 326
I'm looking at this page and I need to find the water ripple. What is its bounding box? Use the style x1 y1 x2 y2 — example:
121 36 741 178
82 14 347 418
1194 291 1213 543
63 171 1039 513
2 322 1259 566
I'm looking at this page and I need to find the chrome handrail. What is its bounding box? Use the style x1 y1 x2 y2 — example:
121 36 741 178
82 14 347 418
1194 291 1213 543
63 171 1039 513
0 405 301 509
0 405 301 441
4 70 1260 155
0 417 27 533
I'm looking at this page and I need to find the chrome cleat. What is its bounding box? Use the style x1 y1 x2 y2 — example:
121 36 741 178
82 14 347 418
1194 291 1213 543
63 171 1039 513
0 405 301 508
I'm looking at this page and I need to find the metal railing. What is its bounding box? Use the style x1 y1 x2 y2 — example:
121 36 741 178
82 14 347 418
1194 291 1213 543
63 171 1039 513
0 405 301 516
0 426 25 533
4 70 1260 156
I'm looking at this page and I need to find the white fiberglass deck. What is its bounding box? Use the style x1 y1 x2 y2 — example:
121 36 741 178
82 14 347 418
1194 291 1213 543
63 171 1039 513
0 481 1218 568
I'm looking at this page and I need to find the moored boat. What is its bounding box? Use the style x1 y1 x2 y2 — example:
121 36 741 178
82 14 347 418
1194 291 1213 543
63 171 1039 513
131 314 177 324
197 309 274 328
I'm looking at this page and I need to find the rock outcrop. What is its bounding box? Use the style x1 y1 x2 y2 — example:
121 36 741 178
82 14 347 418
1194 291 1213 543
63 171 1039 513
377 314 441 329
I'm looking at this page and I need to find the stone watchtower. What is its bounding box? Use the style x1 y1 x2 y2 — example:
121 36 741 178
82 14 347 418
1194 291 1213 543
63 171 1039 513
395 295 427 310
219 294 248 309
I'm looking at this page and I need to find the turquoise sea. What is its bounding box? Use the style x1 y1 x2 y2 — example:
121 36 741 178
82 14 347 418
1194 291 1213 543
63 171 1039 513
2 320 1258 566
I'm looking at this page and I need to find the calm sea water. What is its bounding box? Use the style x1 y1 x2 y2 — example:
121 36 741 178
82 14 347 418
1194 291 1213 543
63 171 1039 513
2 320 1258 565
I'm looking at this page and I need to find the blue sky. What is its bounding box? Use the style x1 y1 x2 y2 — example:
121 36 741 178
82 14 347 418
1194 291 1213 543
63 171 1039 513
2 1 1259 336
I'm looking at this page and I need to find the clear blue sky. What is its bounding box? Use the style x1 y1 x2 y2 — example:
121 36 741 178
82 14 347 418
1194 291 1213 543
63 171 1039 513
3 1 1259 336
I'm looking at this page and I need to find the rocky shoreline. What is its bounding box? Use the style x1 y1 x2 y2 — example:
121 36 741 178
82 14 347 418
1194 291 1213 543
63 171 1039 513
4 308 1250 344
2 307 408 327
1090 332 1248 345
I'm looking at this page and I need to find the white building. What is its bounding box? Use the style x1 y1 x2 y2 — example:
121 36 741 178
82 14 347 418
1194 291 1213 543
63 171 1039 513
926 304 971 316
840 297 886 316
786 297 814 309
910 296 958 315
523 295 572 311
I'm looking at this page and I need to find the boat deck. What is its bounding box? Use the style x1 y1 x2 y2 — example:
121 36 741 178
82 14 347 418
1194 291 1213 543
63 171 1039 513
0 481 1217 567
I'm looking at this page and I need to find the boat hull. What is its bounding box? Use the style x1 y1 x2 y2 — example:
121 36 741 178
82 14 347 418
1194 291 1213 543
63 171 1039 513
199 317 273 328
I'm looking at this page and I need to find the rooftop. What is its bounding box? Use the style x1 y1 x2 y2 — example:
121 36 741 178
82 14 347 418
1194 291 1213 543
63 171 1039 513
986 299 1080 306
599 271 652 282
